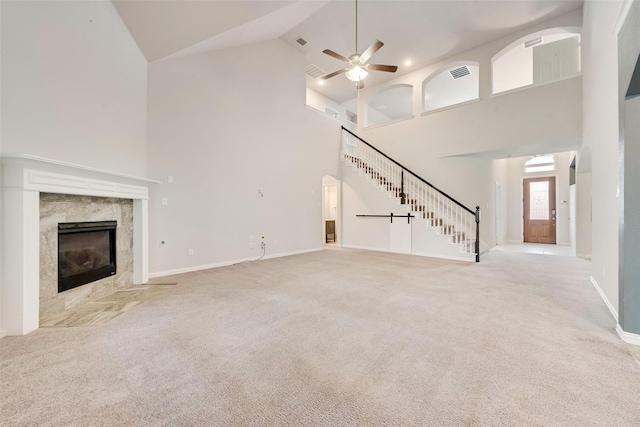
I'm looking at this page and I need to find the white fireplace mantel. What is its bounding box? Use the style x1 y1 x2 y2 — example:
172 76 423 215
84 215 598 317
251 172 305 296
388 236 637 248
1 154 161 336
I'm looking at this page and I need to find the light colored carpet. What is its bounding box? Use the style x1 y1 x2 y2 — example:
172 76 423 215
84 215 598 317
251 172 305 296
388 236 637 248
2 247 640 426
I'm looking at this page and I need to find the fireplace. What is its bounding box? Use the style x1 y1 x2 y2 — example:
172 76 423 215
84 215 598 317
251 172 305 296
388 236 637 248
1 154 156 336
58 221 117 293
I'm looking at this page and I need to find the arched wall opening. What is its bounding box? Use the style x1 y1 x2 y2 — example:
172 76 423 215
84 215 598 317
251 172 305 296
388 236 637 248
492 27 581 94
422 61 479 113
363 84 413 128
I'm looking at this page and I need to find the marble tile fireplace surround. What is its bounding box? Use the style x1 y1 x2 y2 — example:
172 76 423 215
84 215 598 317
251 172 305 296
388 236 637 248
1 155 160 336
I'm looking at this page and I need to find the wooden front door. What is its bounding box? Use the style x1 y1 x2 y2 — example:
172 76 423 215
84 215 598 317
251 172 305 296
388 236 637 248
523 177 556 244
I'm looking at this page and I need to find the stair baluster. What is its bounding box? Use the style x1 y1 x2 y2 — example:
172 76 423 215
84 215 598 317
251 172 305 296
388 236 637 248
341 126 481 262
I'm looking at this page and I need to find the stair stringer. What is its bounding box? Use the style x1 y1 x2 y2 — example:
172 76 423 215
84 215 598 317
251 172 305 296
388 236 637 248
340 158 476 262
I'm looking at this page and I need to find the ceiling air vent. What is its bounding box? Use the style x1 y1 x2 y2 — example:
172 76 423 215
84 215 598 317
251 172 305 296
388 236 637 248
449 65 471 79
296 37 308 46
306 63 325 79
524 37 543 48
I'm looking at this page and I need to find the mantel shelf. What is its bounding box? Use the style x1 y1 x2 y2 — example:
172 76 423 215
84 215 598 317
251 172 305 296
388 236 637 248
0 154 162 184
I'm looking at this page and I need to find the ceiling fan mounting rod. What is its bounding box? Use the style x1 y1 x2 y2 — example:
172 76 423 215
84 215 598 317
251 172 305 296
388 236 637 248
355 0 358 54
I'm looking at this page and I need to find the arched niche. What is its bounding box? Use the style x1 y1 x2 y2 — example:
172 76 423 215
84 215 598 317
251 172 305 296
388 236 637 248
422 61 479 113
492 27 581 94
364 84 413 128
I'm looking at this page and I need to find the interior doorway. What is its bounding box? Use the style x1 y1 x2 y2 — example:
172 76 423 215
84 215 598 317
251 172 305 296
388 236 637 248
322 175 339 245
523 176 556 244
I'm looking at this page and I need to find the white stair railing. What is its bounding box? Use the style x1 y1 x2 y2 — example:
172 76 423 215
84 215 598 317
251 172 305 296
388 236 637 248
341 127 480 261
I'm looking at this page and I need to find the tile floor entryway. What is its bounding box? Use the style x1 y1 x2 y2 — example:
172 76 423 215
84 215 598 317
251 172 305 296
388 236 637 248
40 284 176 328
496 242 576 256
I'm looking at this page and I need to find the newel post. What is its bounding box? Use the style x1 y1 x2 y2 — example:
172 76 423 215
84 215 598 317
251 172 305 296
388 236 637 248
475 206 481 263
400 170 405 204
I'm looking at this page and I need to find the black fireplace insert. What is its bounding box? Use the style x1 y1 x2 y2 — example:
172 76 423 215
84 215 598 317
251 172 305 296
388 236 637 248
58 221 117 293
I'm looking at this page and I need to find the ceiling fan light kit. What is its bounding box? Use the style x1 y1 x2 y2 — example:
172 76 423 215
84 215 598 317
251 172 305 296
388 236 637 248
345 64 368 82
320 0 398 89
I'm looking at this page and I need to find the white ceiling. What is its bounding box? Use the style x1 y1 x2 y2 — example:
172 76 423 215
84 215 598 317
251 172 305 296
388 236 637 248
113 0 584 104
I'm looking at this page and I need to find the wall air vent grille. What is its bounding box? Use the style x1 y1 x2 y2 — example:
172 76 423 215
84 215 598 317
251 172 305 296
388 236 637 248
296 37 308 46
306 64 325 79
449 65 471 79
524 37 543 48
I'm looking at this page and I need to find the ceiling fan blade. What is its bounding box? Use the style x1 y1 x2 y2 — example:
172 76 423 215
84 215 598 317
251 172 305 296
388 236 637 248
321 68 347 80
367 64 398 73
360 40 384 62
356 80 365 90
323 49 350 63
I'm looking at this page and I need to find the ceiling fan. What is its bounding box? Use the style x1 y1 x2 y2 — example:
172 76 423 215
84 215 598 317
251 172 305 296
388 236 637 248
320 0 398 89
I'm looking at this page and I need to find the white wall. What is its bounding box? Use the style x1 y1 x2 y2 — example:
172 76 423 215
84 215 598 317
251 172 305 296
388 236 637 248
0 1 148 176
147 39 340 275
306 88 348 121
0 2 3 337
362 76 581 159
365 85 413 127
493 159 509 245
576 172 592 257
423 64 479 112
0 0 148 336
582 0 624 315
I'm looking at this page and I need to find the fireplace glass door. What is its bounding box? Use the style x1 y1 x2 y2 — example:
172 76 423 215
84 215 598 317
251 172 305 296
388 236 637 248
58 221 117 293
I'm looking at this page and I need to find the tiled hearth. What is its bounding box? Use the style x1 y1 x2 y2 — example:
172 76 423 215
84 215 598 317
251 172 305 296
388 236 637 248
1 154 160 336
39 193 134 324
40 284 175 328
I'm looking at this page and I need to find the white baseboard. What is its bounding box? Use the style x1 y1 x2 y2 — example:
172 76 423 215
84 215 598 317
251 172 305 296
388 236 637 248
590 278 640 347
149 247 323 279
261 247 323 261
506 239 523 244
0 328 6 340
341 244 475 263
341 244 395 253
577 253 592 260
616 324 640 346
590 276 619 322
411 250 475 263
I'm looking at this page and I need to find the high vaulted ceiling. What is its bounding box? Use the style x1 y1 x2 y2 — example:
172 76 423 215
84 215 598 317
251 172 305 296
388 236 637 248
113 0 584 104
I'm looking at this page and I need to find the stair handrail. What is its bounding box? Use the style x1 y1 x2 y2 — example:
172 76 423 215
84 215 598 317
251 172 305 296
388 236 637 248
342 126 481 262
342 126 474 215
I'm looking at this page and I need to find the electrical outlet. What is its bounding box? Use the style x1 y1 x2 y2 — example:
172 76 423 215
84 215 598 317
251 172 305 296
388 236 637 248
168 176 174 183
188 248 194 256
161 198 168 206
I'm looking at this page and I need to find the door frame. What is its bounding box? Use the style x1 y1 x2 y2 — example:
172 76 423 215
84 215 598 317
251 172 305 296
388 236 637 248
321 175 341 246
520 173 559 243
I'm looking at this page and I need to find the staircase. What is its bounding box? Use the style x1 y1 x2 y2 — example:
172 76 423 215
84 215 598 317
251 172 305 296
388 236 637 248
341 127 482 262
